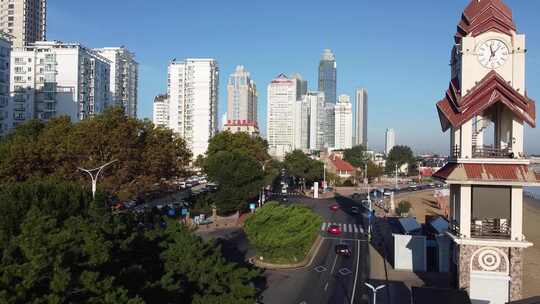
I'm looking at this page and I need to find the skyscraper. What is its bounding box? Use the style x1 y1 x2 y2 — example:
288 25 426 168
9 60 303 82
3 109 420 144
355 88 368 147
0 0 47 48
292 73 308 98
385 128 395 155
0 34 10 137
324 103 335 149
267 74 297 159
167 59 219 158
335 95 353 150
152 94 168 128
318 49 337 103
95 47 139 118
305 92 326 151
9 41 111 129
226 65 257 125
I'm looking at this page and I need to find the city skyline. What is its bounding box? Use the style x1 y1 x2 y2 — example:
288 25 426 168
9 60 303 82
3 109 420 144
46 0 540 154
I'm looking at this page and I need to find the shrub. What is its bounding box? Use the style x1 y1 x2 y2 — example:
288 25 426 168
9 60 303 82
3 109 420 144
244 202 322 264
396 200 412 216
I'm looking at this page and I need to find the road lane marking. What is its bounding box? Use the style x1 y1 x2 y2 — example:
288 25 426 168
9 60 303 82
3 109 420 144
342 224 347 232
351 239 361 304
324 282 329 291
338 268 352 276
314 265 328 273
330 254 339 274
348 224 353 232
321 222 327 231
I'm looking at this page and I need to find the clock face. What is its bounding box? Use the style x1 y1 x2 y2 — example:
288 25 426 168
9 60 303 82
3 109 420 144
477 39 510 69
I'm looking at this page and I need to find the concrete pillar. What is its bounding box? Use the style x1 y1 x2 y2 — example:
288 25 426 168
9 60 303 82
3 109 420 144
512 118 524 157
511 187 523 241
461 120 473 159
460 185 471 238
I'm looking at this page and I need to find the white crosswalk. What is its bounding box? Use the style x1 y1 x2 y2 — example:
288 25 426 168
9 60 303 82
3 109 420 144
321 222 364 234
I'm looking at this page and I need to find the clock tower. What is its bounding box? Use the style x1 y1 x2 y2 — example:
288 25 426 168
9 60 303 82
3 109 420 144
434 0 538 303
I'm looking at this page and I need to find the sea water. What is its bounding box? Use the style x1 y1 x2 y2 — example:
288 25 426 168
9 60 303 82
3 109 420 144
525 187 540 200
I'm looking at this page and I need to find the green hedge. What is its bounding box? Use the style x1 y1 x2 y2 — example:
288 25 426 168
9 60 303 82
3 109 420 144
244 202 322 264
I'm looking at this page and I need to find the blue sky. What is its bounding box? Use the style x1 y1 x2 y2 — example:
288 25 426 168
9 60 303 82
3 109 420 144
47 0 540 154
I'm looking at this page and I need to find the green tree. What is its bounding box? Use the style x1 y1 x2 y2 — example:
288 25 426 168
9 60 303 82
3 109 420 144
367 161 384 180
283 150 324 187
396 200 412 216
0 180 260 303
205 131 270 164
343 145 369 168
244 202 322 264
203 150 265 215
0 107 192 200
385 145 415 175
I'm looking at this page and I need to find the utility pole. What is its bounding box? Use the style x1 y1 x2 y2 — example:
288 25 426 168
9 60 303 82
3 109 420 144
323 163 327 190
78 160 118 199
395 164 398 190
365 283 386 304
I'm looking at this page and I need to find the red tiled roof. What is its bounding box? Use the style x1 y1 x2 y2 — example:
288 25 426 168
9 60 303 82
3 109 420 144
436 71 536 131
433 163 540 184
455 0 516 43
330 156 356 172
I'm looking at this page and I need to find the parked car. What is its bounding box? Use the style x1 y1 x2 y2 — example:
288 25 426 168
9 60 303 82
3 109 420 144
335 244 352 256
327 225 341 235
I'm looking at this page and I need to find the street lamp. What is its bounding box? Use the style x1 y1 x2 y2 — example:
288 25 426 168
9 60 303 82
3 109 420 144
365 282 386 304
366 162 372 240
78 160 118 199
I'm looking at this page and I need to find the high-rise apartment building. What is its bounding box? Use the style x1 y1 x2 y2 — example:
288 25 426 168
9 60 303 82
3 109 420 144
226 65 258 135
8 41 111 130
355 88 368 147
267 73 297 159
293 97 310 151
167 59 218 158
0 0 46 48
152 94 168 128
305 92 326 151
292 73 307 98
318 49 337 103
385 128 395 155
0 34 10 137
324 103 335 149
335 94 353 150
95 47 139 117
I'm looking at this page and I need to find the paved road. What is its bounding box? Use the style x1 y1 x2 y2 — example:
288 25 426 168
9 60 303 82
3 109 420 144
260 195 370 304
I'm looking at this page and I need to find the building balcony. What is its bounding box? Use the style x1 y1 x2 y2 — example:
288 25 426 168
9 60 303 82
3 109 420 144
450 219 511 240
451 145 519 161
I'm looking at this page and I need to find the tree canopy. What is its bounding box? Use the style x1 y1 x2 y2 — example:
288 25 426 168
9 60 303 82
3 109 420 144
283 150 324 186
244 202 322 264
0 180 259 303
200 132 271 215
385 145 415 174
343 145 369 168
0 107 191 200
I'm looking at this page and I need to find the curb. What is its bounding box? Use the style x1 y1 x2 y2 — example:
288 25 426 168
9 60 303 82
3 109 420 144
251 234 324 270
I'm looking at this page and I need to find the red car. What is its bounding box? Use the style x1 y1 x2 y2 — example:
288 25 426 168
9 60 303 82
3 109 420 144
327 225 341 235
330 204 340 212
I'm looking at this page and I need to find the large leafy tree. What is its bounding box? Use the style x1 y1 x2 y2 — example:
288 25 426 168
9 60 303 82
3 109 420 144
203 150 265 215
283 150 324 187
385 145 415 174
200 132 273 214
0 180 259 303
343 145 369 168
0 107 191 200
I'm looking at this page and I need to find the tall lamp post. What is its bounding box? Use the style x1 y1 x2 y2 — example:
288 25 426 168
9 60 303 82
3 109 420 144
78 160 118 199
365 282 386 304
365 162 372 240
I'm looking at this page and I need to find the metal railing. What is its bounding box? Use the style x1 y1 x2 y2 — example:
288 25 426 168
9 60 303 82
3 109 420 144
449 219 511 239
450 145 515 159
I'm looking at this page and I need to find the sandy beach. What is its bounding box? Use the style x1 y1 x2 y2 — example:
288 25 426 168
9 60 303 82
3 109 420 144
390 190 540 297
